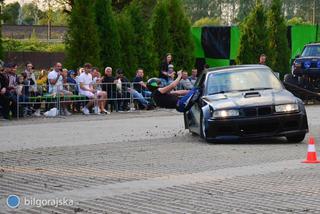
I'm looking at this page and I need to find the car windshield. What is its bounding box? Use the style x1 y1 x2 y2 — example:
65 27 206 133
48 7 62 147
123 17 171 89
301 45 320 57
206 68 283 95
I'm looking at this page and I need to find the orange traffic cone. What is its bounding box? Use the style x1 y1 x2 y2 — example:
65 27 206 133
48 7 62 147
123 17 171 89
302 136 320 164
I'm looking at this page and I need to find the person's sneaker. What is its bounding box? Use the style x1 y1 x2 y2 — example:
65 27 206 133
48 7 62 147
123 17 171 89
82 107 90 115
64 109 72 116
33 109 41 117
102 109 111 115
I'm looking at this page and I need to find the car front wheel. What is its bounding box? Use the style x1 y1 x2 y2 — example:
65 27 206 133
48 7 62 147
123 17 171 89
286 133 306 143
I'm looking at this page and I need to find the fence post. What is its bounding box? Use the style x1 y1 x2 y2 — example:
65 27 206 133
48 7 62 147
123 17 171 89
16 93 19 120
57 87 61 116
130 83 134 111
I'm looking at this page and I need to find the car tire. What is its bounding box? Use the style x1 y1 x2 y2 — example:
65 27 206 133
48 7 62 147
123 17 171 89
284 74 299 85
286 133 306 143
183 112 189 130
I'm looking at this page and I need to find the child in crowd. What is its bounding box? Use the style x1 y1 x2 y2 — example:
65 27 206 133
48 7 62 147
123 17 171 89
167 64 175 85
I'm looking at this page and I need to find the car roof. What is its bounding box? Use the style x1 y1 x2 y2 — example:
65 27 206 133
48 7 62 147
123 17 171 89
204 64 270 75
305 42 320 46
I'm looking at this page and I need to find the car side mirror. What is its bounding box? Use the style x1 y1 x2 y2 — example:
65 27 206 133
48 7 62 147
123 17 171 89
273 72 280 79
295 54 301 59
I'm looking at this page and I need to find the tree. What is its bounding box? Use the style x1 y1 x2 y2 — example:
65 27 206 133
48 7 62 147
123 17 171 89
151 0 172 64
193 17 221 27
34 0 68 39
117 13 138 78
236 0 269 65
55 0 73 13
283 0 320 24
286 17 312 26
112 0 133 11
21 3 43 25
95 0 121 69
0 0 4 60
167 0 195 70
267 0 290 75
136 0 157 20
236 0 256 23
39 9 68 26
2 2 20 24
125 0 156 75
65 0 101 69
183 0 221 23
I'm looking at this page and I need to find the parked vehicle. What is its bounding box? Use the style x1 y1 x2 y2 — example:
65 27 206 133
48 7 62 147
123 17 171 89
285 43 320 95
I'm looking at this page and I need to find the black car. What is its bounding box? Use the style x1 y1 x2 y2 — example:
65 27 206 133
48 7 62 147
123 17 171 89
184 65 309 143
289 42 320 92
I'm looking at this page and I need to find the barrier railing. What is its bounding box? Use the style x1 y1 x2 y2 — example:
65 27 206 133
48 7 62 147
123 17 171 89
15 82 152 119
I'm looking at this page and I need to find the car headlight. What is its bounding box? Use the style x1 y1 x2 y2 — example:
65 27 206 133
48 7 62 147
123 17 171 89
212 109 240 118
317 61 320 68
294 61 301 68
275 104 299 113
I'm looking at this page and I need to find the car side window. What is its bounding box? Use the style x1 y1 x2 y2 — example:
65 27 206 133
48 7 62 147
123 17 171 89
194 73 206 89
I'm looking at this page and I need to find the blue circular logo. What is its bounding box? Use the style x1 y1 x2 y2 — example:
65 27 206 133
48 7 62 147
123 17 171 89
304 61 311 69
6 195 20 209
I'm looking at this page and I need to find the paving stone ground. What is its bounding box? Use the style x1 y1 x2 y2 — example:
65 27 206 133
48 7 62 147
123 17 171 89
0 106 320 214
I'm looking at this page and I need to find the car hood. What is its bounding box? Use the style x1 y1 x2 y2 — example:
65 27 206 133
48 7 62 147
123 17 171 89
296 57 320 61
203 89 298 109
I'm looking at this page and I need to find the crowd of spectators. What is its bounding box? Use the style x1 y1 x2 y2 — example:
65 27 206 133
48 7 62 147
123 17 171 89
0 54 199 120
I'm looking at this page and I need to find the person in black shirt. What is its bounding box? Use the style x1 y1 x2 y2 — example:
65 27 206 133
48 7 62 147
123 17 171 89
102 67 130 111
159 53 175 86
131 69 153 110
133 70 143 93
0 70 10 119
114 69 130 111
147 71 200 112
4 63 19 118
132 69 151 96
102 67 116 97
102 67 118 111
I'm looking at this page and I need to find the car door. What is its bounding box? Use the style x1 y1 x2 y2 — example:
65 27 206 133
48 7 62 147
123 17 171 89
186 73 207 134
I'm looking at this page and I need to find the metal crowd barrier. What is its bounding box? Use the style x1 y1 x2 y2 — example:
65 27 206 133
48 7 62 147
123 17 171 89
16 82 152 119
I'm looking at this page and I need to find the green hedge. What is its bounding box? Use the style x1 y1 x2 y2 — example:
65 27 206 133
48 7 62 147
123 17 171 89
3 39 65 52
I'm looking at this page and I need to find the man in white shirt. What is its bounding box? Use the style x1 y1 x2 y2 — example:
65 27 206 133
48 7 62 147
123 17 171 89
48 62 63 94
48 62 73 116
78 63 95 115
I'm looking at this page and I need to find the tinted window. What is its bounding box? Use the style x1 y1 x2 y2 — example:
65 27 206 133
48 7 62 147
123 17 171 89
194 72 206 88
301 45 320 57
206 68 283 95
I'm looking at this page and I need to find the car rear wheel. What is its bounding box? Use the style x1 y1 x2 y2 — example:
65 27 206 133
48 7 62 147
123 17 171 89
286 133 306 143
